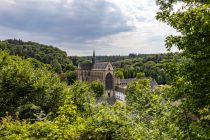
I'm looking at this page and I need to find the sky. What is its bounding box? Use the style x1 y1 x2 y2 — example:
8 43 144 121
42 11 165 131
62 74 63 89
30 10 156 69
0 0 178 56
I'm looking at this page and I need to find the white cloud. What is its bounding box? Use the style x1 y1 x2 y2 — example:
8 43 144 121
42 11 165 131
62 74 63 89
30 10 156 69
1 0 16 5
81 0 179 55
0 0 178 55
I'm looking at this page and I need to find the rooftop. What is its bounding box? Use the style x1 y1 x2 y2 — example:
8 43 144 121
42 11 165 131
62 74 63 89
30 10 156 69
78 62 110 70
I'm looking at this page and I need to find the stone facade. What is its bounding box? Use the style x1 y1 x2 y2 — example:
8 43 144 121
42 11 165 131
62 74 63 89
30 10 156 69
77 51 115 91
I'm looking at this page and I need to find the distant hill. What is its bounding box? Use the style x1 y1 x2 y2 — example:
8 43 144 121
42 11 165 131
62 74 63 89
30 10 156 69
0 39 75 73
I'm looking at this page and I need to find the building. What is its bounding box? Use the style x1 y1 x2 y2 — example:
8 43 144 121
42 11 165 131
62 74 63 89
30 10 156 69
77 51 158 100
77 51 115 94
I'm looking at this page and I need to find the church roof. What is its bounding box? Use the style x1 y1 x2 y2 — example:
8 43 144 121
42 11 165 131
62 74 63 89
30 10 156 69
78 63 92 70
78 51 112 70
92 62 109 70
78 62 110 70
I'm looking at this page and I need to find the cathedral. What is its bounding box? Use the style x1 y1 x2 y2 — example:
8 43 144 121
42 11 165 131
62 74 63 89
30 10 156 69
77 51 115 91
77 51 158 100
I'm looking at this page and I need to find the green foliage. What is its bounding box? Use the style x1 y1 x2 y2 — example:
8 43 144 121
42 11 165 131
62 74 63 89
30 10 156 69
82 102 143 140
0 51 67 118
51 59 62 73
115 69 124 79
0 99 85 140
0 81 141 140
1 12 210 138
156 0 210 139
90 81 104 97
0 39 76 84
68 81 95 115
112 56 169 84
65 70 77 85
79 53 170 84
136 72 145 79
126 79 151 111
126 80 180 139
0 74 193 139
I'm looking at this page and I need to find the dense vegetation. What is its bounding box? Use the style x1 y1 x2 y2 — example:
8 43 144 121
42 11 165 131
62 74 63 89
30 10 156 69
72 53 177 85
156 0 210 139
0 51 68 119
111 54 172 84
0 39 76 84
0 52 180 139
0 0 209 139
0 53 193 139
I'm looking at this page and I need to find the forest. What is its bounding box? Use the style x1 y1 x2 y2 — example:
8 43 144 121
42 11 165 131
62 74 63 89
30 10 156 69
0 0 209 139
72 53 180 85
0 39 77 85
0 39 174 85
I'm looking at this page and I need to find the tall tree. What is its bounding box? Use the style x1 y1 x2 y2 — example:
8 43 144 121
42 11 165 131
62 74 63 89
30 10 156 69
156 0 210 139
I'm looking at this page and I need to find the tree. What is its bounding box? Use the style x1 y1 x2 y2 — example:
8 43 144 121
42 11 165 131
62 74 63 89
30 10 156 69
136 72 145 79
0 97 86 140
0 39 75 84
65 70 77 85
156 1 210 139
68 81 95 114
126 79 179 139
126 79 151 112
115 69 124 79
90 81 104 97
51 59 62 73
81 101 143 140
0 51 67 119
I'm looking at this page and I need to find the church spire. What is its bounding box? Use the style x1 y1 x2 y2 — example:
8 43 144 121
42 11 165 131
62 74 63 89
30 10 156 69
92 50 96 64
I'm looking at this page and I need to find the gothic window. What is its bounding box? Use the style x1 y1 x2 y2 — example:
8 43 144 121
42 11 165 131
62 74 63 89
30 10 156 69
105 73 113 90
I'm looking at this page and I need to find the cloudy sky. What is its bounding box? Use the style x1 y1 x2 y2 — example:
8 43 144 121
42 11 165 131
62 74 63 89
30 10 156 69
0 0 178 56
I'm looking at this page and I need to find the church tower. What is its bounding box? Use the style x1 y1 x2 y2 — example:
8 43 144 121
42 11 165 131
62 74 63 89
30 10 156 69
92 50 96 64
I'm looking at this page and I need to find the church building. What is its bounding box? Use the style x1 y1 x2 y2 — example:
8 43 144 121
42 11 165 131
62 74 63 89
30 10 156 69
77 51 158 101
77 51 115 91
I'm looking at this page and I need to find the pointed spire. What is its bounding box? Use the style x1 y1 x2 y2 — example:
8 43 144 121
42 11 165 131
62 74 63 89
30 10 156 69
92 50 96 64
93 50 95 57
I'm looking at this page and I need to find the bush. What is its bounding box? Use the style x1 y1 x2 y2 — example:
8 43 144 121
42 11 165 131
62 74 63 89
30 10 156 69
0 51 67 118
90 81 104 97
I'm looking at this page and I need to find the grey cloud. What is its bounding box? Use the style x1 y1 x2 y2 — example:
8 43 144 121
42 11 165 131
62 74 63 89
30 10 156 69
0 0 134 42
0 0 176 56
